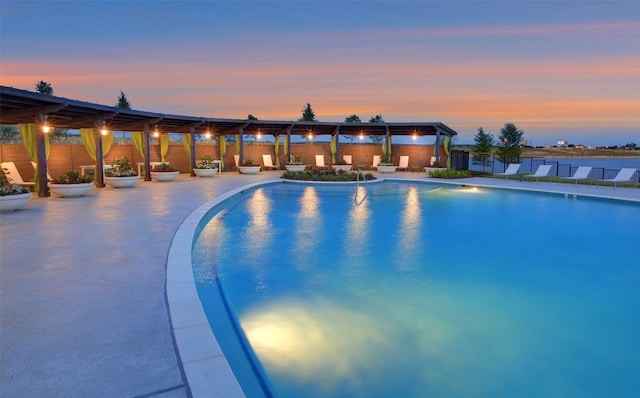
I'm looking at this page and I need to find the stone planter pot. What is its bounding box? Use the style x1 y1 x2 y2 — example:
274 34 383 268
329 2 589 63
193 168 218 177
105 176 140 188
238 166 261 175
151 171 180 182
377 165 397 173
332 164 352 172
285 164 306 172
0 192 32 213
49 182 94 198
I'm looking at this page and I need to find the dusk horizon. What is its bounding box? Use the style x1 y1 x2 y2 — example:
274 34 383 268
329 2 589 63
1 1 638 147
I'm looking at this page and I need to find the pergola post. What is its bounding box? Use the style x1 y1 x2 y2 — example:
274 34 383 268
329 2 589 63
238 128 244 164
385 126 391 160
35 113 50 197
95 119 105 188
435 129 441 163
143 124 151 181
190 126 196 177
286 126 292 160
334 126 340 162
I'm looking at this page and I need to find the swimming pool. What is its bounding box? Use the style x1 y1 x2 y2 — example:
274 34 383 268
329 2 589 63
192 181 640 397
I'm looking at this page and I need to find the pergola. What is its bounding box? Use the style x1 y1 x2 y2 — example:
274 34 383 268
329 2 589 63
0 85 457 196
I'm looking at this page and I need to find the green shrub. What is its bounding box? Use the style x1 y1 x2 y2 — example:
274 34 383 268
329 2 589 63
282 170 376 182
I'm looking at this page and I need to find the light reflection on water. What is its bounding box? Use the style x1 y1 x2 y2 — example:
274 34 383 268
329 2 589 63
193 182 640 398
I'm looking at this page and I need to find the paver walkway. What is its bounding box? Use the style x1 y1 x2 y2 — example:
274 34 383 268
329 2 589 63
1 172 280 397
1 171 637 397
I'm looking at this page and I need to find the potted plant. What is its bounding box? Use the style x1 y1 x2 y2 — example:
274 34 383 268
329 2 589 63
193 155 218 177
377 156 397 173
331 158 352 172
238 159 261 175
104 157 140 188
0 168 32 212
150 162 180 181
285 154 306 172
49 170 94 197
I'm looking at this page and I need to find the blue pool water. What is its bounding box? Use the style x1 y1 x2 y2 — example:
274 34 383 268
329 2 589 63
192 181 640 398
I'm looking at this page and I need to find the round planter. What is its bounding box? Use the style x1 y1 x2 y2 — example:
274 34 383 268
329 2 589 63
285 164 306 172
238 166 261 175
377 165 397 173
193 168 218 177
0 192 32 213
49 182 94 198
151 171 180 182
104 176 140 188
332 164 352 172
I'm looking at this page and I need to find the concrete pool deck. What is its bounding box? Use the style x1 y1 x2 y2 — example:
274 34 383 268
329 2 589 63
1 171 638 397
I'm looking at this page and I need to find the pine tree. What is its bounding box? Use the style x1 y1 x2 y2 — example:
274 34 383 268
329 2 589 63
116 91 131 109
472 127 494 172
35 81 53 95
496 122 524 166
299 103 317 122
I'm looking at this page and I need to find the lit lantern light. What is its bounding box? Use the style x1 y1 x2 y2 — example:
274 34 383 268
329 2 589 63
256 129 262 140
359 133 364 140
307 131 314 140
153 125 160 138
101 122 108 135
205 129 212 139
412 133 417 140
42 116 50 133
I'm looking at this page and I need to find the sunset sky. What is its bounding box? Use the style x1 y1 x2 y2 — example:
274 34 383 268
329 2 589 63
1 1 638 146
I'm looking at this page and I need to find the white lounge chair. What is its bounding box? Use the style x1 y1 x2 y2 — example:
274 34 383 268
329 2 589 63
596 168 637 188
342 155 352 165
523 164 553 182
371 155 381 170
262 154 278 170
398 156 409 171
493 163 521 179
1 162 34 186
315 155 329 169
560 166 592 185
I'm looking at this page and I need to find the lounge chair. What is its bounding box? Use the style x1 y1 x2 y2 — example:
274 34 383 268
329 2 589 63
315 155 329 169
560 166 592 184
262 154 278 170
371 155 381 170
342 155 352 165
398 156 409 171
523 164 553 182
1 162 34 186
596 168 637 188
493 163 521 179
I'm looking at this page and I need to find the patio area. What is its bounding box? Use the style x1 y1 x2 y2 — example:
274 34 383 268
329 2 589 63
1 171 638 397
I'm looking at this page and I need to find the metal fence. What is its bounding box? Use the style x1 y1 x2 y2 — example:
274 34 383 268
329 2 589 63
450 150 469 170
474 157 640 184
